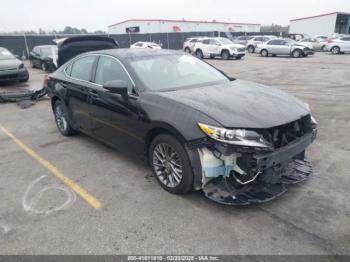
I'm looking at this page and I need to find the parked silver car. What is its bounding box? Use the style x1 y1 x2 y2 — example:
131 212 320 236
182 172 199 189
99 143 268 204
246 35 277 53
233 36 254 45
325 36 350 54
258 39 314 58
0 47 29 83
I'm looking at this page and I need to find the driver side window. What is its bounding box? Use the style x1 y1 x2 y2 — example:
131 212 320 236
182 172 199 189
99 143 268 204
94 56 134 93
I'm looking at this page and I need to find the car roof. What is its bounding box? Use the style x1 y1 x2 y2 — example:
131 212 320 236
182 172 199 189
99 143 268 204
35 45 57 48
85 48 183 60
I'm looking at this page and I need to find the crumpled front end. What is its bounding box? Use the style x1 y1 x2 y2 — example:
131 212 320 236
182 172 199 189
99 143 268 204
191 115 317 205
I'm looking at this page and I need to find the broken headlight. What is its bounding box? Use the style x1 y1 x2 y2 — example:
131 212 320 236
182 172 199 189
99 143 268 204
198 123 273 148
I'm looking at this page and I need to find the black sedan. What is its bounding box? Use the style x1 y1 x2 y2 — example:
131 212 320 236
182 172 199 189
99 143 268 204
46 48 317 205
0 47 29 83
29 45 58 72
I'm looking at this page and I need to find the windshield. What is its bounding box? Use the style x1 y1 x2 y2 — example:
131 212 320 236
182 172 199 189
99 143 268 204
129 54 230 91
41 46 58 58
217 38 233 45
0 48 15 60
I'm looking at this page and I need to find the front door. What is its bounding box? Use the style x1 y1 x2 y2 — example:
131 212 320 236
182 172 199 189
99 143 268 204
88 55 143 154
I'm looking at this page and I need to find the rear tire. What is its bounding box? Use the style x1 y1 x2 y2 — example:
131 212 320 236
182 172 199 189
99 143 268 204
149 134 194 194
247 45 255 53
195 49 203 59
321 45 326 52
221 50 230 60
261 49 268 57
331 46 340 54
53 100 75 136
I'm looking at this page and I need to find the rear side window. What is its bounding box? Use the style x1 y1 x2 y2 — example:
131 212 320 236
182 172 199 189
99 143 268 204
135 43 143 47
268 40 281 45
190 39 198 43
70 56 96 81
202 39 210 45
94 56 134 92
341 37 350 41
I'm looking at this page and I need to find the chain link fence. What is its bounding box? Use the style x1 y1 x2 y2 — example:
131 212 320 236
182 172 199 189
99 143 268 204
0 31 283 58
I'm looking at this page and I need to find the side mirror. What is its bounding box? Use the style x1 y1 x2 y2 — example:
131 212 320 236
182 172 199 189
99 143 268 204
103 80 128 99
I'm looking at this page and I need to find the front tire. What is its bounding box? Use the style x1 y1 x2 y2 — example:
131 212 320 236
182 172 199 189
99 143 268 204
292 49 301 58
149 134 194 194
184 47 191 54
195 49 203 59
221 50 230 60
53 100 75 136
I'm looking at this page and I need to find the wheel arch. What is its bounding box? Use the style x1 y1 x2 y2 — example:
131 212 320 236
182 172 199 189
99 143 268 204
144 123 187 156
221 49 230 55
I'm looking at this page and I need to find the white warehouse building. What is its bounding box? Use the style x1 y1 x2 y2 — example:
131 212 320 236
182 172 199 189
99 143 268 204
108 19 260 34
290 12 350 36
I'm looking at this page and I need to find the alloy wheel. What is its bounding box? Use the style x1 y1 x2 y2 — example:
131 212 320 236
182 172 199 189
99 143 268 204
152 143 183 188
331 47 340 54
55 104 68 132
293 50 300 58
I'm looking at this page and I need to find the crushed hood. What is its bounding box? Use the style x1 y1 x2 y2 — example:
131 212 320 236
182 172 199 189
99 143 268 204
0 59 21 71
158 80 309 129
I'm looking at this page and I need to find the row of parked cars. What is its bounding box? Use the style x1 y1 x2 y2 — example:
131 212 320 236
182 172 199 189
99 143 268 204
183 34 350 60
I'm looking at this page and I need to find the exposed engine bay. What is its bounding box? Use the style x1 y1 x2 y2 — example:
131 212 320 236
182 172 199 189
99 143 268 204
193 115 317 205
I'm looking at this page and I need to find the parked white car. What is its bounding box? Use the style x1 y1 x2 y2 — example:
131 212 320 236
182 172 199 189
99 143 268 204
298 38 328 51
130 42 162 49
246 35 277 53
183 37 204 53
194 37 246 60
325 36 350 54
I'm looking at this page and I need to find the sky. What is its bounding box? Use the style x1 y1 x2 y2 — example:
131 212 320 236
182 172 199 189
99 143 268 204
0 0 349 32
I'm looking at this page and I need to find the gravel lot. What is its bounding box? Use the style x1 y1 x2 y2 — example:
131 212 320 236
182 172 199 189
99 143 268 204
0 52 349 255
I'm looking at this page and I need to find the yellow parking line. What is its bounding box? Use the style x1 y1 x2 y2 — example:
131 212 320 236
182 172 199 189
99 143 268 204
0 126 102 209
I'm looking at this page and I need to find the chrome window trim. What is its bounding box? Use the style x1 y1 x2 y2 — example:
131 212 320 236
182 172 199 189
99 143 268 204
63 53 138 96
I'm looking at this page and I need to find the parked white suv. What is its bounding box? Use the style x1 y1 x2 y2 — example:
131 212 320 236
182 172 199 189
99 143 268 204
325 36 350 54
246 35 277 53
183 37 204 54
130 42 162 49
194 37 246 60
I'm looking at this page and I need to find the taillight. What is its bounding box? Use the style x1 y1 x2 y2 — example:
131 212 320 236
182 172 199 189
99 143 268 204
43 74 49 89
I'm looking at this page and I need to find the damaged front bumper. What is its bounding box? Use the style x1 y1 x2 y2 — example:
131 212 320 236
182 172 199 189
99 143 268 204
191 131 316 205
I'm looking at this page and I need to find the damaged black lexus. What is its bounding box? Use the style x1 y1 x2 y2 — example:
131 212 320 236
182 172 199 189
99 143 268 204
47 48 317 205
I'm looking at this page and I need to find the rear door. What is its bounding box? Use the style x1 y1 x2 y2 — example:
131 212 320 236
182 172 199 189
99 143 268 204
209 39 221 55
201 39 211 56
340 37 350 51
88 55 143 152
267 40 280 54
65 55 97 132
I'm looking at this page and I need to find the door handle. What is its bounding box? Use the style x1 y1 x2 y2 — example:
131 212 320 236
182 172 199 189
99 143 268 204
89 89 99 98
